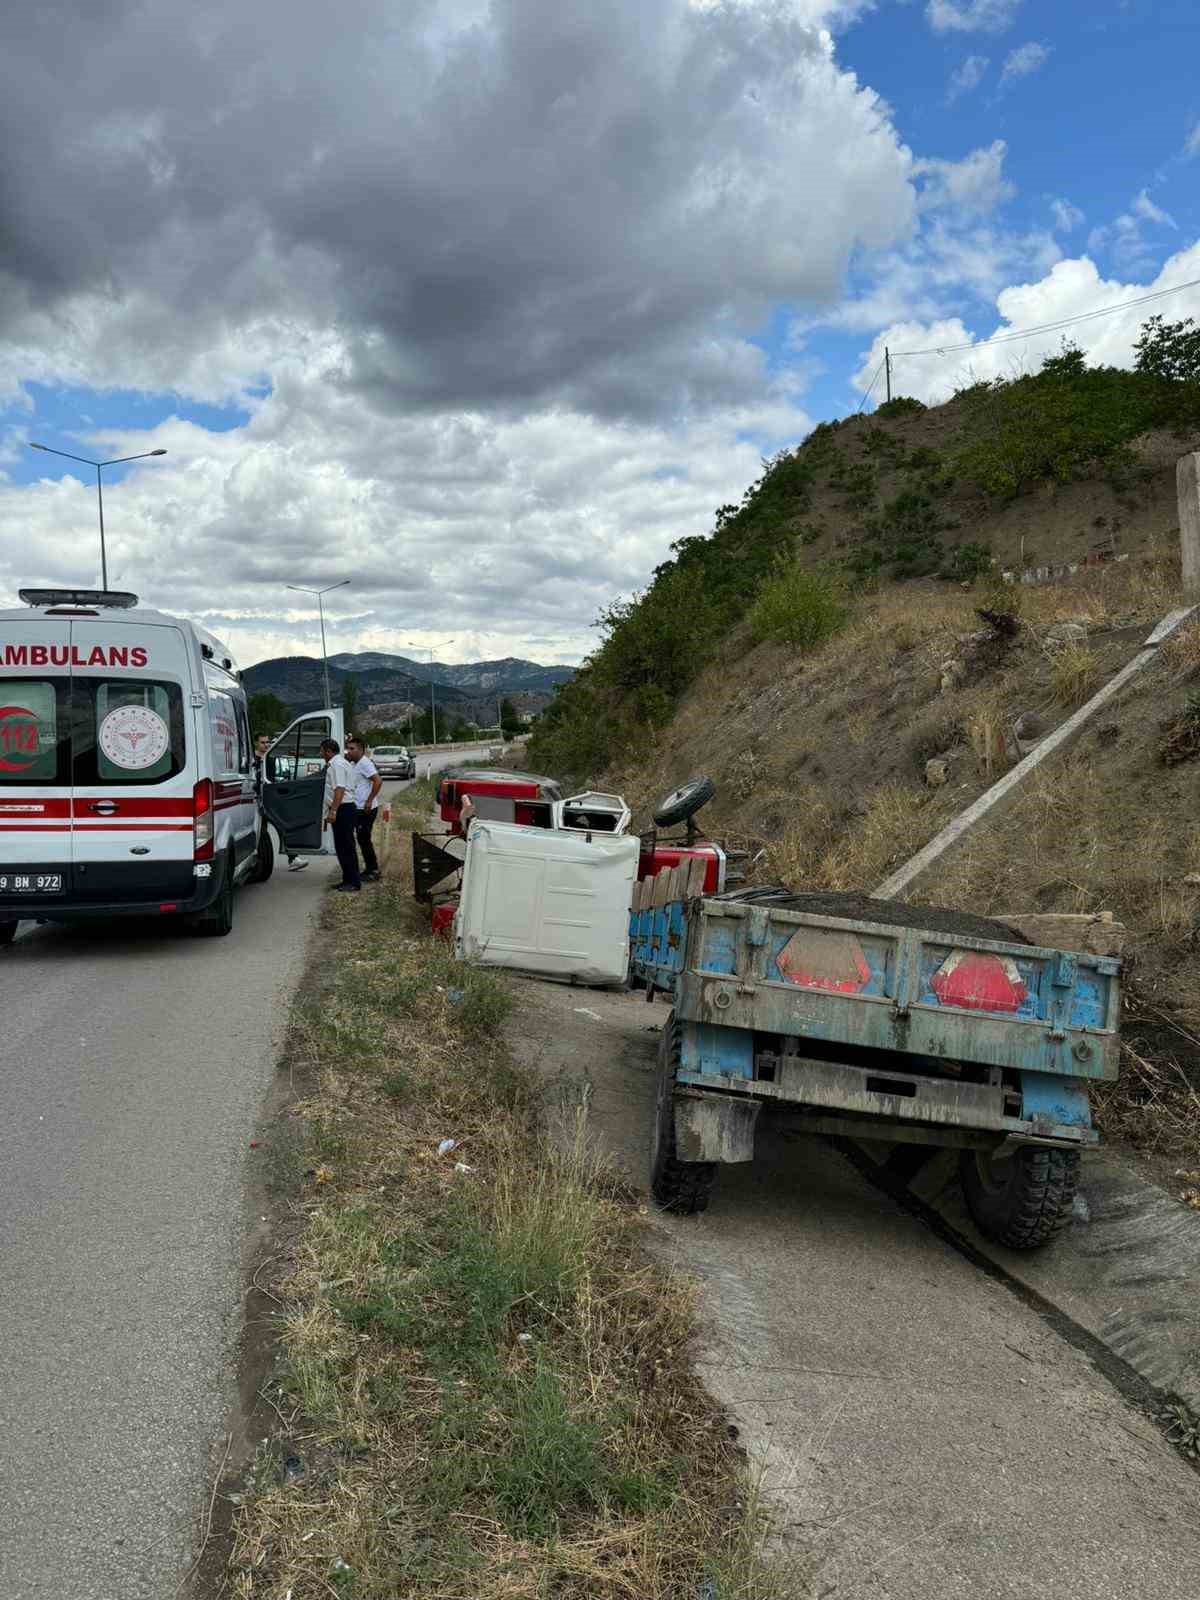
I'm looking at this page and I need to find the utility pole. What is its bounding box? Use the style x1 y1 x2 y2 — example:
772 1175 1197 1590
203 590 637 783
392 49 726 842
884 347 892 405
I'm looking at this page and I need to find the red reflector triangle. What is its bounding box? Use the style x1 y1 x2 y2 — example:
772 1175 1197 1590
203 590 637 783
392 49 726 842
931 951 1026 1014
776 929 871 993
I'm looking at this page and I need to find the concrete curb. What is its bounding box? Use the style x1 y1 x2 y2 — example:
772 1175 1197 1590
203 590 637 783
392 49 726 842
851 1141 1200 1411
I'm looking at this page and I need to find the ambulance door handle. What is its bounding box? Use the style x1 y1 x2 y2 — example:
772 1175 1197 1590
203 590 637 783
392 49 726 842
88 801 119 815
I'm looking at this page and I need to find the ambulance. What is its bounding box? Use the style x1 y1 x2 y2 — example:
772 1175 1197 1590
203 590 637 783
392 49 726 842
0 588 339 945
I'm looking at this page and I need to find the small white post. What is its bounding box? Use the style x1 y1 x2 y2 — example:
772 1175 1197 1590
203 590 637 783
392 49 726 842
1179 452 1200 602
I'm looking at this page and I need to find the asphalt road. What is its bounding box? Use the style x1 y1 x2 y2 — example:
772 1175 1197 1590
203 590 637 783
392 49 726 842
0 757 486 1599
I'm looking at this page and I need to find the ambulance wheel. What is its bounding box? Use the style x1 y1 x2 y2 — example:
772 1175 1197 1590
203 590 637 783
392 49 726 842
959 1145 1080 1250
247 826 275 884
653 775 715 830
0 921 17 948
649 1013 716 1215
194 853 235 938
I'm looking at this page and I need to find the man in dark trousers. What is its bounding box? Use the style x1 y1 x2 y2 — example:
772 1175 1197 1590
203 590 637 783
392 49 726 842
345 734 383 882
320 737 360 892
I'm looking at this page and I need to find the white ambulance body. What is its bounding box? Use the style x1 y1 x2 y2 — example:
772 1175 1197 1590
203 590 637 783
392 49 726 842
0 588 337 944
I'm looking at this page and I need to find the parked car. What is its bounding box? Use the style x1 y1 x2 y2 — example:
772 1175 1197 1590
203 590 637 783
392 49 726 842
371 744 415 779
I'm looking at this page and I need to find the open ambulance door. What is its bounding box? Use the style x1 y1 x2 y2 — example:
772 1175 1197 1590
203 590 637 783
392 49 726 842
260 708 345 854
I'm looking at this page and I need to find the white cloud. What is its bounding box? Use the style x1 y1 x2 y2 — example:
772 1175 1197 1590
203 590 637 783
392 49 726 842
1049 197 1085 233
1131 189 1178 228
946 55 989 103
1186 121 1200 158
851 241 1200 406
926 0 1021 34
0 0 924 663
999 41 1050 87
914 140 1015 216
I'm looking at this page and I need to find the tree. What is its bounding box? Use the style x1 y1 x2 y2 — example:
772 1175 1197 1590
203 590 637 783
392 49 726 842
341 677 359 732
500 697 522 738
248 691 289 737
1133 315 1200 385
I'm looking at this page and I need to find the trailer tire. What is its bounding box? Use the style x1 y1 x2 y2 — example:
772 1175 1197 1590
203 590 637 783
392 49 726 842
247 825 275 884
959 1145 1080 1250
653 776 715 830
0 921 17 948
649 1013 717 1215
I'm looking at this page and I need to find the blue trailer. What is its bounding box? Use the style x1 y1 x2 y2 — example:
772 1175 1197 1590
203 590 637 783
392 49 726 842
630 875 1121 1249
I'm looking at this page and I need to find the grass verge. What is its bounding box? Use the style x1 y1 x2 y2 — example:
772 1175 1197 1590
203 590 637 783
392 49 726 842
220 809 790 1598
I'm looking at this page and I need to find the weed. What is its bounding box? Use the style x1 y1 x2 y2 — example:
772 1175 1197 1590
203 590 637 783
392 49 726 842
1160 693 1200 765
379 1070 410 1101
1048 641 1099 706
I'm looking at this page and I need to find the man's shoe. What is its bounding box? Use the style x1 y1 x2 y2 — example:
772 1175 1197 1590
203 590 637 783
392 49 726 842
288 859 309 872
362 871 382 882
334 883 361 893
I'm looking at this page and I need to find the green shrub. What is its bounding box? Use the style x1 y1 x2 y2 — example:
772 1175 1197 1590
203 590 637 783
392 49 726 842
748 563 849 652
876 395 927 419
941 542 993 582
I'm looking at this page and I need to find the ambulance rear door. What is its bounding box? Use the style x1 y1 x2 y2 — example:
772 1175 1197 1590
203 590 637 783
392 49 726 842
68 619 197 904
0 618 73 900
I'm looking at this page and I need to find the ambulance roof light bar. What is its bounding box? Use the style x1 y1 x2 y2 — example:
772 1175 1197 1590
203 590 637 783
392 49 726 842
19 588 139 610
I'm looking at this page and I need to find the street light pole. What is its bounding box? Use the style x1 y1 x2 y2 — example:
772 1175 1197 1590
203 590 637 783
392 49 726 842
287 580 350 712
406 639 454 747
28 442 168 589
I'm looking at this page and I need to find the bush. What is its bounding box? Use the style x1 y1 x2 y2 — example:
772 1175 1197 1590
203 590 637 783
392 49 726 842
876 396 927 419
942 542 993 582
748 563 850 652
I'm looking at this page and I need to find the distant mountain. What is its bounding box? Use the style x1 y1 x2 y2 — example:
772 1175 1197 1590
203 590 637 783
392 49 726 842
245 651 575 723
327 651 575 695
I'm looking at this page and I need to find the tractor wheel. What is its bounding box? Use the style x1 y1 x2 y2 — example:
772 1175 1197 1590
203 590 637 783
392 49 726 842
649 1013 717 1215
959 1145 1080 1250
0 921 17 948
653 775 716 830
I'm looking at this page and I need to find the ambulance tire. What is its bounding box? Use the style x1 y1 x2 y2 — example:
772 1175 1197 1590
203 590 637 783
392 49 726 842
0 921 17 948
649 1012 717 1215
247 825 275 884
193 852 235 938
959 1145 1080 1250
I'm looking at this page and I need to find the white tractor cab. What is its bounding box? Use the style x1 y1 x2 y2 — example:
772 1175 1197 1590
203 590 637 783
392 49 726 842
0 588 333 945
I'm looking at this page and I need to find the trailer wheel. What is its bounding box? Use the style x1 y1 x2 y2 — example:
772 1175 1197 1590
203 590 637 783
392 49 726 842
959 1145 1080 1250
0 921 17 948
247 825 275 884
650 1013 717 1214
193 853 235 938
653 776 715 830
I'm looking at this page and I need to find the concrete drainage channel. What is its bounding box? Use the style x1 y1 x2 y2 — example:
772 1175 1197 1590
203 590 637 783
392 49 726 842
838 1135 1200 1449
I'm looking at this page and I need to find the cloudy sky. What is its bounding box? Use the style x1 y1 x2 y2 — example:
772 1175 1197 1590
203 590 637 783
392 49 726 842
1 0 1197 669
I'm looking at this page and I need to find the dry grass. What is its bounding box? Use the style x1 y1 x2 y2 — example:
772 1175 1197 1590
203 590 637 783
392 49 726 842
764 781 948 893
1047 641 1100 707
223 821 795 1599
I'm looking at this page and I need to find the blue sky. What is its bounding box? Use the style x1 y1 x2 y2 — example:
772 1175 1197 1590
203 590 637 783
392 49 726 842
1 0 1197 666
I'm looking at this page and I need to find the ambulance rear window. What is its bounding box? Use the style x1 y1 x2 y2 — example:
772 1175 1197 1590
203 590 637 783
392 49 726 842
0 681 70 783
74 680 186 785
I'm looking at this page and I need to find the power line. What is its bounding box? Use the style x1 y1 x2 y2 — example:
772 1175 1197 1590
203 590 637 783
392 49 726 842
856 355 886 412
892 272 1200 360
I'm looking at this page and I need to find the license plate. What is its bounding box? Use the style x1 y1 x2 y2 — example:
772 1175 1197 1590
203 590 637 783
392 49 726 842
0 872 63 894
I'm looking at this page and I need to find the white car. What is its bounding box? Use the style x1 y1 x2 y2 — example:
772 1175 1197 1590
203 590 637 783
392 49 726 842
371 744 416 779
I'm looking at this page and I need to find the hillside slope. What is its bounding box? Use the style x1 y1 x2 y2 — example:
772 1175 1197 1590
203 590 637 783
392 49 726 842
529 326 1200 1175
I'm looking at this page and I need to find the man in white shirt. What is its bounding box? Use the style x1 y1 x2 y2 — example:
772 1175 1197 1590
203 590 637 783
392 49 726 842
345 734 383 882
320 738 360 892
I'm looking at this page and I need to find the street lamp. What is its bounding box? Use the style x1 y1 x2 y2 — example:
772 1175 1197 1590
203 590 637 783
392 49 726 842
28 441 168 590
287 580 350 713
405 639 455 747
